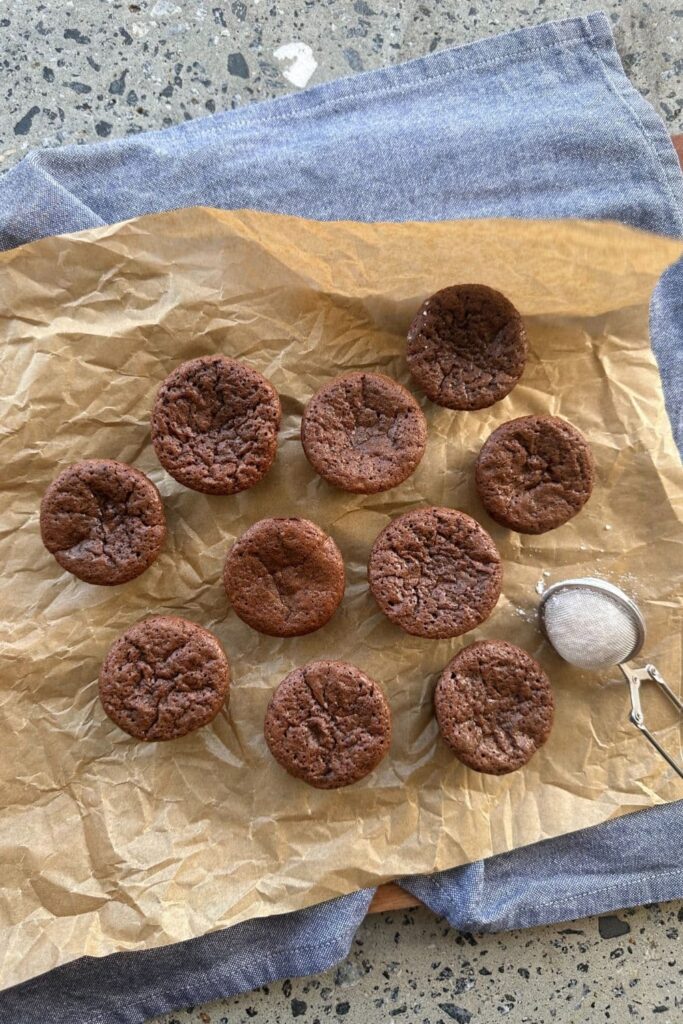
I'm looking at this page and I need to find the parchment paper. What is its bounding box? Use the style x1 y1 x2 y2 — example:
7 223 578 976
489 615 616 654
1 210 682 989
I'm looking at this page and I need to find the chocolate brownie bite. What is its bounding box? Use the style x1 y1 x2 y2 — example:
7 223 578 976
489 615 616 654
434 639 554 774
39 459 166 586
406 284 527 410
475 415 594 534
223 517 345 637
99 616 230 741
151 355 281 495
368 507 502 639
264 660 391 788
301 371 427 493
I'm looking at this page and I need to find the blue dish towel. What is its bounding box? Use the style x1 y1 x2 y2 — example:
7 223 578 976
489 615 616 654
1 12 682 1024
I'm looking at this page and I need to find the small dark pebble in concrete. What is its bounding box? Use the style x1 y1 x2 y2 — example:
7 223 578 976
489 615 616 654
439 1004 472 1023
343 47 365 71
108 70 127 95
599 915 632 939
14 106 40 135
64 27 90 44
227 52 250 78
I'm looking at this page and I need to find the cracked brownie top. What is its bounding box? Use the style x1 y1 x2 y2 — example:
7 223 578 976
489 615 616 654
151 354 281 495
264 659 391 789
434 639 554 775
368 506 502 639
39 458 166 586
223 517 345 637
301 371 427 493
99 615 230 741
406 284 527 410
475 415 594 534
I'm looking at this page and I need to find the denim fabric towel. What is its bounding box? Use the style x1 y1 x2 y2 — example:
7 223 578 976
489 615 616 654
1 12 682 1024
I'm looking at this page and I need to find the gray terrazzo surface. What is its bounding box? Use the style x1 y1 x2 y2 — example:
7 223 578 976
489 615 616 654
1 2 681 1022
0 0 681 176
149 903 683 1023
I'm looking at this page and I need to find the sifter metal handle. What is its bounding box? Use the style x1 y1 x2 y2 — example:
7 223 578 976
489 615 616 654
619 663 683 779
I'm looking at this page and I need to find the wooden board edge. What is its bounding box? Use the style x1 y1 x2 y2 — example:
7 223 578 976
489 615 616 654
369 882 422 913
672 134 682 168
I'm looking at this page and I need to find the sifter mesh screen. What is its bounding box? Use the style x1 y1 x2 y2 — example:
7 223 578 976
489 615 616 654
542 588 641 670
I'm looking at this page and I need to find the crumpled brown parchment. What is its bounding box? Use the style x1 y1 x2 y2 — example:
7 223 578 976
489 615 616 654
0 209 682 989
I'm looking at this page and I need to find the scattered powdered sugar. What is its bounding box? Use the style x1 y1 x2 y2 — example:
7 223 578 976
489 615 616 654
535 570 551 595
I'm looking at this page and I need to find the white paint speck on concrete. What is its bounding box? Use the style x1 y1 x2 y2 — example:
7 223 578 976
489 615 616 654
273 42 318 88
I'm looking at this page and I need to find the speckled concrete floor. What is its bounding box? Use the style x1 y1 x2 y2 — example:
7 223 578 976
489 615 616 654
149 903 683 1024
0 0 681 176
2 2 681 1022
